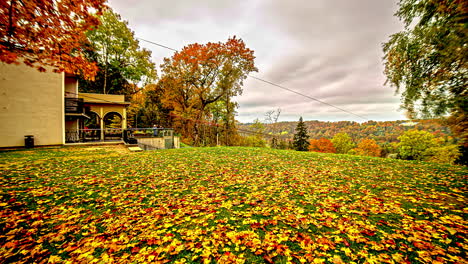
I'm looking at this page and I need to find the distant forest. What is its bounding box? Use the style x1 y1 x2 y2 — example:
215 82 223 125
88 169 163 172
239 119 453 144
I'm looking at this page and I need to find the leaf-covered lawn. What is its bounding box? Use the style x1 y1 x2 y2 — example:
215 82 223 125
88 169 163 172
0 146 467 263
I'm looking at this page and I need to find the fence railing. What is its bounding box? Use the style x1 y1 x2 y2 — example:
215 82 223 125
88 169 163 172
65 128 123 143
126 128 174 138
65 128 177 143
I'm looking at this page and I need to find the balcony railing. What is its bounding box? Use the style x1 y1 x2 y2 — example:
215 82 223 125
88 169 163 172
65 98 85 114
65 128 177 145
126 128 174 138
65 128 123 143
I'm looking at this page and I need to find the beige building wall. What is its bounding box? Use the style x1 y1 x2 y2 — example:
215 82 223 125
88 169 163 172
0 63 64 148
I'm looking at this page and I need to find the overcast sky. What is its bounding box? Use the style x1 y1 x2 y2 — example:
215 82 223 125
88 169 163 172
108 0 406 123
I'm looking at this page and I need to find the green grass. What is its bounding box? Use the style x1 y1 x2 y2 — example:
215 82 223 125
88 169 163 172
0 146 467 263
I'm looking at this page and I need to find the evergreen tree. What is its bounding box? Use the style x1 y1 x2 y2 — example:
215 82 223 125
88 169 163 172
293 117 310 151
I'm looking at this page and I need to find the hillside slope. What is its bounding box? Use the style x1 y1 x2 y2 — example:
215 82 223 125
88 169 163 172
0 146 466 263
240 119 452 143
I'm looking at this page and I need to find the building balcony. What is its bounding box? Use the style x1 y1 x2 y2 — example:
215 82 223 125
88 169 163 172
65 97 85 113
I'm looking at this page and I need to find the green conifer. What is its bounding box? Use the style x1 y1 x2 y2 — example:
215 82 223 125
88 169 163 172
293 117 310 151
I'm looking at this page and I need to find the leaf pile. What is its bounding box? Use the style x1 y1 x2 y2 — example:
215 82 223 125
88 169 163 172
0 147 467 263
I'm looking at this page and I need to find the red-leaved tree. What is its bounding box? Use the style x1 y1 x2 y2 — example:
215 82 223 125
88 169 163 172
159 36 257 145
354 138 381 157
0 0 107 79
309 138 336 153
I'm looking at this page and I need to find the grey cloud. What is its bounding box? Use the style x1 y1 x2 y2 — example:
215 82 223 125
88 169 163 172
108 0 255 27
108 0 405 123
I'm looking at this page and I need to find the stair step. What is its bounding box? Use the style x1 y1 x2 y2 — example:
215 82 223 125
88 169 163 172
128 147 143 152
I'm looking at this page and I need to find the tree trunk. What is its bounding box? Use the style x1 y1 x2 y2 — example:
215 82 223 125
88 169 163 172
225 93 231 146
103 65 108 94
103 42 109 94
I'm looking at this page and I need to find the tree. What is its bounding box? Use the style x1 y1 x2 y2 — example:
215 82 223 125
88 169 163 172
398 130 435 160
127 83 173 128
0 0 106 79
264 108 281 124
265 108 281 149
126 89 146 128
80 9 156 94
309 138 336 153
353 139 381 157
425 145 461 165
331 133 354 154
383 0 467 145
238 119 266 147
380 142 398 158
79 62 132 96
248 118 267 147
159 36 257 144
293 117 310 151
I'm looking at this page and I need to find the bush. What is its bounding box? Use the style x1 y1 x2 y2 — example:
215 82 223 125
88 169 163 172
354 139 381 157
241 136 267 148
398 130 435 160
331 133 354 154
425 145 461 165
309 138 336 153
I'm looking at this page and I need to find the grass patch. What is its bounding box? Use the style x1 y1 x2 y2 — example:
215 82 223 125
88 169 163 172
0 146 467 263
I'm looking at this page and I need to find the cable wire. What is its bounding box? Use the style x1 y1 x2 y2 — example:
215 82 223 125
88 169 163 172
247 75 369 121
136 37 370 121
137 38 178 52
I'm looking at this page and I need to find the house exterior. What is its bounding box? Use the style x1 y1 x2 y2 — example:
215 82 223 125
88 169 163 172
0 62 180 149
65 92 130 143
0 62 129 148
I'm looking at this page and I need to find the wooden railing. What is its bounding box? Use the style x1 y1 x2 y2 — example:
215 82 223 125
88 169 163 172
65 128 123 143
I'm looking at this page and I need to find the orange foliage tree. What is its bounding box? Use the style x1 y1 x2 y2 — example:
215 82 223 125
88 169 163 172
309 138 336 153
354 138 381 157
0 0 107 79
159 36 257 145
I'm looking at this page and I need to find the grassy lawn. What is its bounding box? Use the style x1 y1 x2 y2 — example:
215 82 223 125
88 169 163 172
0 146 467 263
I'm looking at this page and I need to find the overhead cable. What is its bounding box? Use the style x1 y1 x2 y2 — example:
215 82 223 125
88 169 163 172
136 37 369 121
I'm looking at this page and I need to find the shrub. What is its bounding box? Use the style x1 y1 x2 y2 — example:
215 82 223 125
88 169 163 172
398 130 435 160
309 138 336 153
425 145 461 165
354 139 381 157
331 133 354 154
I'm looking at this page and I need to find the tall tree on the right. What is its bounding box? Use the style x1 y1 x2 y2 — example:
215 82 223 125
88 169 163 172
293 117 310 151
382 0 467 147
